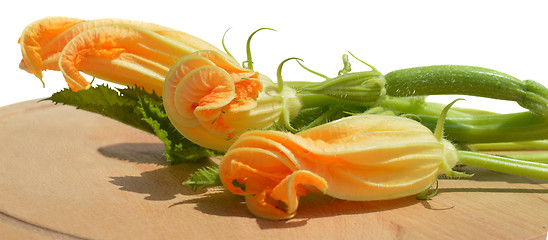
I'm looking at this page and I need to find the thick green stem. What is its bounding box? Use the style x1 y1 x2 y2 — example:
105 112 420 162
469 140 548 151
377 97 548 144
499 153 548 164
379 97 474 118
297 70 386 103
419 111 548 144
384 65 548 117
457 151 548 180
296 94 548 144
297 93 359 108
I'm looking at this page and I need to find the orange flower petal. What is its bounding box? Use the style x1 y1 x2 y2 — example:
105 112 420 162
226 134 299 170
245 190 294 220
194 52 263 109
77 52 168 94
195 51 245 74
163 54 217 125
59 24 195 91
163 51 278 151
19 17 229 82
221 147 295 189
19 17 85 80
270 170 328 216
175 65 236 122
228 77 262 112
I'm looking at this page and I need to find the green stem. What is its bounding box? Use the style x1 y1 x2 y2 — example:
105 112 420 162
285 81 317 90
297 107 341 131
298 70 386 103
469 140 548 151
276 58 302 93
378 97 548 144
295 93 548 144
379 96 473 118
499 153 548 164
419 111 548 144
384 65 548 117
244 28 276 70
298 93 368 108
457 151 548 180
295 60 329 79
221 28 235 61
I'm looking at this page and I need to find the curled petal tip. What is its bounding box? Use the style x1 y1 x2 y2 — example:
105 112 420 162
245 192 296 221
271 170 328 215
18 17 85 83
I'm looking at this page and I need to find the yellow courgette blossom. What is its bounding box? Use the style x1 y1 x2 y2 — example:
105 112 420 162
18 17 230 94
163 50 302 152
19 17 303 152
219 114 459 220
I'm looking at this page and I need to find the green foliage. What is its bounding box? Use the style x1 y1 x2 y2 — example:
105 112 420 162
182 166 222 191
45 85 216 164
118 86 163 106
137 96 215 164
44 84 154 133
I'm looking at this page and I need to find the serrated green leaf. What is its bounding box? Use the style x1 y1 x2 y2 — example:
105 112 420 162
183 166 222 191
45 85 218 164
137 95 216 163
44 85 154 133
118 85 163 106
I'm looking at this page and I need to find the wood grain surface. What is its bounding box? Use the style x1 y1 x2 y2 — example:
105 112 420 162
1 100 547 240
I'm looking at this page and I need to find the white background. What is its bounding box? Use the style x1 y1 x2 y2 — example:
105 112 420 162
1 0 547 113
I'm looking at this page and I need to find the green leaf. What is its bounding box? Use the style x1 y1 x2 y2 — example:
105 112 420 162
183 166 222 191
137 95 216 164
118 86 163 106
44 85 154 133
45 85 217 164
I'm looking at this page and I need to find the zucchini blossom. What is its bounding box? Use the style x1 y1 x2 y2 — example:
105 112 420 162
219 114 461 220
19 17 227 93
163 50 301 152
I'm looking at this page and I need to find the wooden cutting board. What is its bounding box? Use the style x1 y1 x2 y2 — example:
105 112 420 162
1 100 547 240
